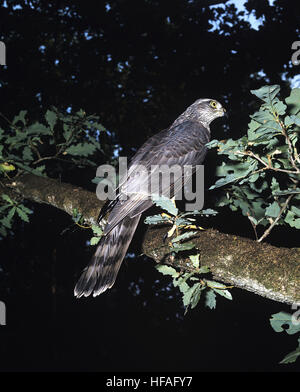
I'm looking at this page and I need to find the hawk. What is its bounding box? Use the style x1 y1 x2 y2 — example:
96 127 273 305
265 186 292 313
74 98 226 297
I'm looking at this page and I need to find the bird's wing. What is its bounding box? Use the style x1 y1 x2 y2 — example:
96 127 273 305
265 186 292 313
119 121 208 187
103 120 210 235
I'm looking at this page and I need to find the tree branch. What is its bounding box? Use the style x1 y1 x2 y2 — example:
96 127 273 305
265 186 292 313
1 173 102 225
1 173 299 305
200 0 230 6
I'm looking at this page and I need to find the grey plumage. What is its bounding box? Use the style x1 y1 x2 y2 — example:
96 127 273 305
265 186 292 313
74 98 226 298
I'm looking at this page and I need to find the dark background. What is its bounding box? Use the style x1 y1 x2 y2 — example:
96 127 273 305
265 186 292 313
0 0 299 372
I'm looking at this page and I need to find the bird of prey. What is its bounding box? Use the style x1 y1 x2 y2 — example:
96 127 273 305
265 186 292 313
74 98 226 298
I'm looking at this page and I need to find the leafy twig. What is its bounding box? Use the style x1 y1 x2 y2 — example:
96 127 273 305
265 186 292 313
257 194 294 242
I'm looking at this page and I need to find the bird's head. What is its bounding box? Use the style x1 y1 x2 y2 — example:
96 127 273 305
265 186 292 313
177 98 226 129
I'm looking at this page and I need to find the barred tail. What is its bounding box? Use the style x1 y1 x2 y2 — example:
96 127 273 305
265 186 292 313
74 215 141 298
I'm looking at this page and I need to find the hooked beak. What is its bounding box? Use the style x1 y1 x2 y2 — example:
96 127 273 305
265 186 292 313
217 107 227 118
221 107 228 118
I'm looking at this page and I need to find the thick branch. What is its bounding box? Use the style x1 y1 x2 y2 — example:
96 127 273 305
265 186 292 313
1 173 299 305
142 226 300 305
1 173 104 225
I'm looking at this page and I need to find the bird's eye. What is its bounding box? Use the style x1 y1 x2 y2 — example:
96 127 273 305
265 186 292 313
210 100 217 109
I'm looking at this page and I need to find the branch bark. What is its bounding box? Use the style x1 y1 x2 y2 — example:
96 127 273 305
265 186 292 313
1 173 299 305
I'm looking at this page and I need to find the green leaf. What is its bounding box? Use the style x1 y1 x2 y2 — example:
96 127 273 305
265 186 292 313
76 109 86 117
22 146 34 161
1 205 17 228
270 177 280 194
248 215 258 225
212 288 232 300
0 216 12 229
0 224 7 237
284 210 300 229
33 164 46 175
144 214 172 225
63 123 72 141
65 143 96 157
27 122 52 136
251 200 269 224
285 88 300 115
249 120 281 141
173 274 190 294
284 116 295 127
156 264 179 278
7 206 16 222
93 122 107 133
209 175 237 190
190 284 203 309
206 280 232 300
0 162 15 172
189 254 200 268
45 110 57 131
290 114 300 126
15 207 30 222
247 119 260 140
291 206 300 217
182 282 204 312
0 205 10 213
183 283 199 307
205 289 217 309
12 110 27 126
250 110 275 126
17 204 32 215
205 280 228 289
90 237 101 245
279 338 300 364
248 172 259 183
91 225 103 236
175 217 194 226
172 242 195 253
198 265 210 274
210 160 257 190
151 195 178 216
270 312 300 335
206 139 219 149
280 348 300 364
265 202 280 218
14 162 46 177
250 85 280 105
2 194 13 204
273 100 287 115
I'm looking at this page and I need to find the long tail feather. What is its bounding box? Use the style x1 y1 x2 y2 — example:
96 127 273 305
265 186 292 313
74 215 141 298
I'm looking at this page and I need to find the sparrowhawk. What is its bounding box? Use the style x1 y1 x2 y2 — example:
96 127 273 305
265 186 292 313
74 98 226 297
